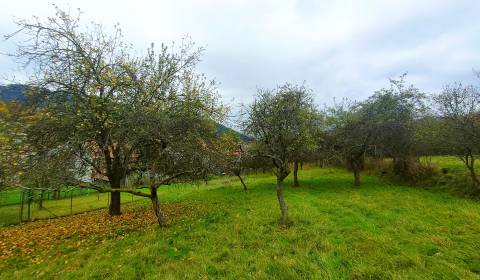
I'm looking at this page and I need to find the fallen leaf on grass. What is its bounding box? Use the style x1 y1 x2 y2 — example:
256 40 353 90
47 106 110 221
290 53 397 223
0 202 204 262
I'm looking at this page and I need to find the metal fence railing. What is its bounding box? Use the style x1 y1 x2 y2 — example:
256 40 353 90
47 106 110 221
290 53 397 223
0 187 144 226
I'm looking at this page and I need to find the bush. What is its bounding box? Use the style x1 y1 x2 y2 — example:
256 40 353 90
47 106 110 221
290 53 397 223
428 173 480 198
364 157 439 183
405 160 439 183
364 156 480 199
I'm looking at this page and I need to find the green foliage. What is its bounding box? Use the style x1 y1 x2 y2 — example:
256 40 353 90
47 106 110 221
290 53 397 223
360 74 426 162
324 74 427 185
434 81 480 189
0 99 43 189
7 7 226 217
366 156 480 198
324 99 370 163
413 115 450 156
243 83 318 176
243 83 318 223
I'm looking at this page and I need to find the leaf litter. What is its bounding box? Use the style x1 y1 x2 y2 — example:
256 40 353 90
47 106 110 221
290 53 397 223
0 202 204 264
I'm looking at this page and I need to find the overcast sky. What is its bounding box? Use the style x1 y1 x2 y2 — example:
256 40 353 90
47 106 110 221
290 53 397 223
1 0 480 110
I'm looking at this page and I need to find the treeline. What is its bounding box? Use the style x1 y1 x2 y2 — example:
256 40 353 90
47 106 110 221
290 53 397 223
238 75 480 223
0 7 479 226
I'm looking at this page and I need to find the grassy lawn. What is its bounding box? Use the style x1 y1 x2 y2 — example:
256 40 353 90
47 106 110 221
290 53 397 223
424 156 475 174
1 167 480 279
0 192 143 226
0 188 99 207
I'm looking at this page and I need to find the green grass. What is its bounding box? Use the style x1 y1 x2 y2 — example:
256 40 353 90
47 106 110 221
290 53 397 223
0 189 23 206
1 167 480 279
424 156 475 174
419 156 480 197
0 188 101 207
0 192 143 226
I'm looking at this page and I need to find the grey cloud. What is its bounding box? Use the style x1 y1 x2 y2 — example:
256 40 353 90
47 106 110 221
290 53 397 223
1 0 480 108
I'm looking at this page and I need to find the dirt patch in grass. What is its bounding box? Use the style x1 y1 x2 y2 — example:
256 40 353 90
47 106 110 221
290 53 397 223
0 202 204 263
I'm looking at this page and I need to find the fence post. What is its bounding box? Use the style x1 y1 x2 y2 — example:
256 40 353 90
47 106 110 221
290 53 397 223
27 188 32 221
19 189 25 223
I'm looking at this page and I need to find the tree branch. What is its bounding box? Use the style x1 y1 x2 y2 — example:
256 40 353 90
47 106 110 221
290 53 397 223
150 171 190 190
76 183 151 198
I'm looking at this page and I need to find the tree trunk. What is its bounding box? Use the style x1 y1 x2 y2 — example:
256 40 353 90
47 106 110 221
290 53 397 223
276 178 289 225
470 171 480 190
465 155 480 190
351 161 361 187
150 188 166 227
353 168 361 187
236 173 248 191
38 189 45 209
109 191 121 215
105 147 124 216
293 160 300 187
393 157 409 177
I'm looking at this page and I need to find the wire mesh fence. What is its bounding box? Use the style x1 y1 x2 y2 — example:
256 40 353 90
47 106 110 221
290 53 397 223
0 187 145 226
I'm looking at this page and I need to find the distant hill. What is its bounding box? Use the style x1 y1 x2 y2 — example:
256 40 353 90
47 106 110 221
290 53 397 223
216 123 252 142
0 84 29 102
